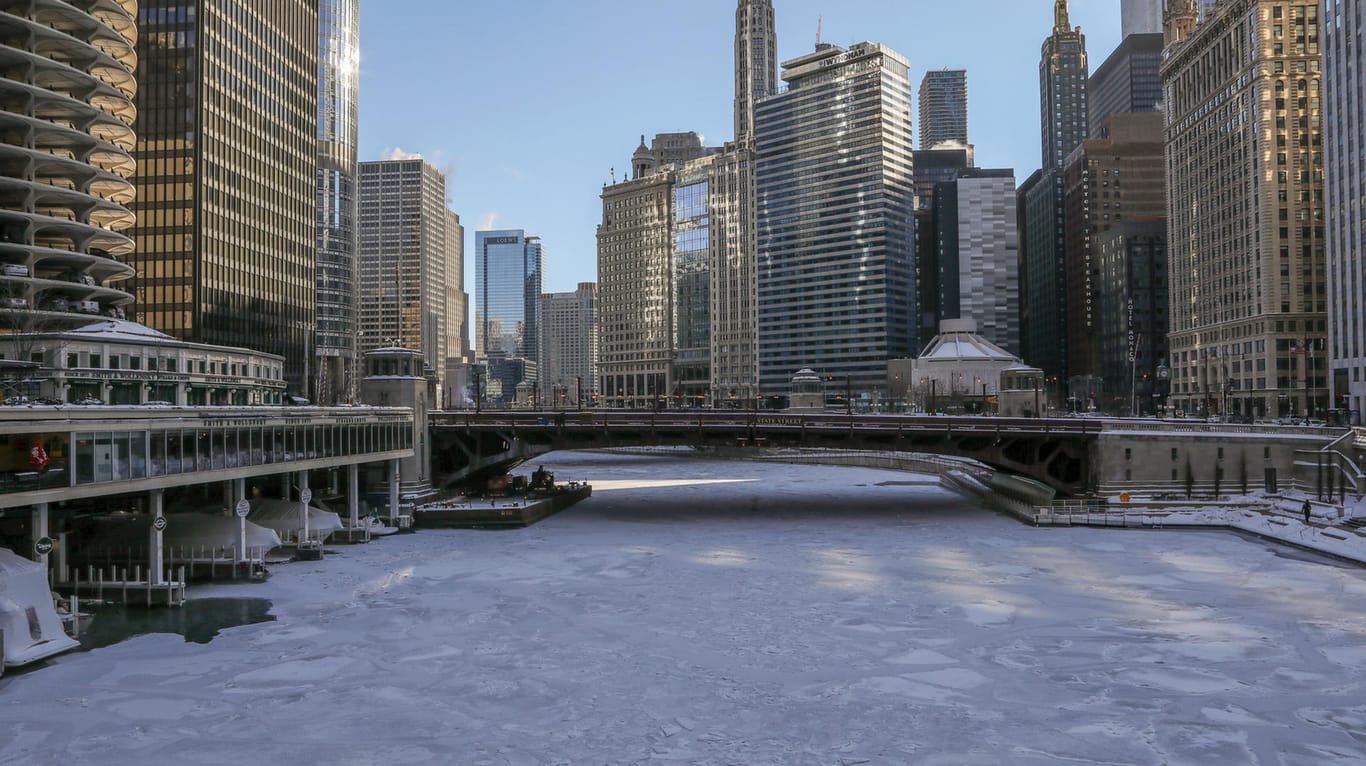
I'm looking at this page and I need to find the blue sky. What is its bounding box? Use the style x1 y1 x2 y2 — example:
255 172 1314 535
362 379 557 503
358 1 1123 295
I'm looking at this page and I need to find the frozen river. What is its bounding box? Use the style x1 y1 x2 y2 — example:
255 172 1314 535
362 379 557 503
4 451 1366 765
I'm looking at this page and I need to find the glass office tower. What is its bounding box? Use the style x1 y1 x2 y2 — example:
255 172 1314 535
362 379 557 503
475 229 543 365
315 0 360 403
754 42 917 399
130 1 319 394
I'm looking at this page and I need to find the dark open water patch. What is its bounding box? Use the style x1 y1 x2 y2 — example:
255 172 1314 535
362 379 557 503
76 597 275 650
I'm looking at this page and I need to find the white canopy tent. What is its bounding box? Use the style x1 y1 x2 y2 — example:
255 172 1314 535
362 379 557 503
0 547 78 667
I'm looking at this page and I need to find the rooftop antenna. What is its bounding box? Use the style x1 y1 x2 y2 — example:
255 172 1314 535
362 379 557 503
610 166 616 184
816 15 822 47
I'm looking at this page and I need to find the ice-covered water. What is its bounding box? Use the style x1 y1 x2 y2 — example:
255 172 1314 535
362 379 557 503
3 451 1366 765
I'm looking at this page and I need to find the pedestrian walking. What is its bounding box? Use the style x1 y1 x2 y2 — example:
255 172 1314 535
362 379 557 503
1303 500 1312 524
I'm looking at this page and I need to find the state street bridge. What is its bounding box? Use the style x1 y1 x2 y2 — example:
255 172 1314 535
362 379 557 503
430 412 1359 500
431 411 1098 495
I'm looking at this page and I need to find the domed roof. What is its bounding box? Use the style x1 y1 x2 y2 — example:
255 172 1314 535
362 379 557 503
919 319 1021 363
631 134 650 158
68 319 175 342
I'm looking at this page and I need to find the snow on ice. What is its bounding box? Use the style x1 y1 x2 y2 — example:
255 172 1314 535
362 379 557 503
3 450 1366 765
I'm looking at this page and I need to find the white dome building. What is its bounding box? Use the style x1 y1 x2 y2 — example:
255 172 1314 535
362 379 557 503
888 319 1043 416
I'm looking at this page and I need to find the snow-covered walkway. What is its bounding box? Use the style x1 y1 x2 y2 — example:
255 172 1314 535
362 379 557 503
3 451 1366 765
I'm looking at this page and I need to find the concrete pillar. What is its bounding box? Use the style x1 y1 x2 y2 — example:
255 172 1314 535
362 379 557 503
222 481 233 512
234 477 247 563
348 463 360 529
148 490 164 584
298 470 311 543
280 472 291 498
31 502 49 566
388 459 400 524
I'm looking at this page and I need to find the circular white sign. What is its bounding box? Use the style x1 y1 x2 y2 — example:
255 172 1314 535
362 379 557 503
300 488 312 504
235 499 251 518
152 516 167 532
34 536 53 555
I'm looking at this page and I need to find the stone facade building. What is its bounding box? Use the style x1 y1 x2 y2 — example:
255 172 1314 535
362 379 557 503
539 283 598 407
1325 0 1365 423
1162 0 1326 420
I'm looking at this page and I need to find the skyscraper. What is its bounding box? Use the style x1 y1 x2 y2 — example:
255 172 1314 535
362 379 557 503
539 283 598 407
1040 1 1089 173
914 144 974 347
1088 33 1163 139
918 69 968 149
315 0 361 404
1163 0 1325 420
932 169 1020 355
755 42 917 398
443 209 469 409
0 3 137 332
1063 113 1166 399
130 1 319 393
475 229 544 394
597 166 674 408
699 148 758 405
672 163 711 404
1019 0 1088 381
357 159 454 393
734 0 777 143
1120 0 1163 37
1098 220 1168 416
1324 0 1361 421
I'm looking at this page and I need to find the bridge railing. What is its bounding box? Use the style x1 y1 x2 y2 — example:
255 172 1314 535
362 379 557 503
431 410 1102 436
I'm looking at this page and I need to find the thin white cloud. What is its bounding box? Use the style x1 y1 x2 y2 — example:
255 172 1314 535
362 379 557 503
480 211 501 231
382 146 423 161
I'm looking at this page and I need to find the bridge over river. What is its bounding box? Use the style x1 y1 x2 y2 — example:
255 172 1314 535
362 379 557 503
428 411 1362 500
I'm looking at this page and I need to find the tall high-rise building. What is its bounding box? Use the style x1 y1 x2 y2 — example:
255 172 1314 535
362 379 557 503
1019 0 1089 380
700 147 758 405
539 283 598 407
315 0 361 404
1063 112 1166 394
734 0 777 143
1017 170 1056 376
931 169 1020 355
1121 0 1163 37
918 69 968 149
357 159 453 393
0 4 138 333
597 169 674 408
1163 0 1325 420
442 210 468 409
672 164 711 404
1325 0 1362 422
1098 220 1169 416
755 42 917 397
1088 33 1163 139
130 1 319 393
1041 1 1089 173
914 144 974 347
475 229 544 399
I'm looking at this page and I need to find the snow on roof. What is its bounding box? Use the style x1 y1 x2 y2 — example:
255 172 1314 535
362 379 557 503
68 319 176 342
919 330 1020 363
